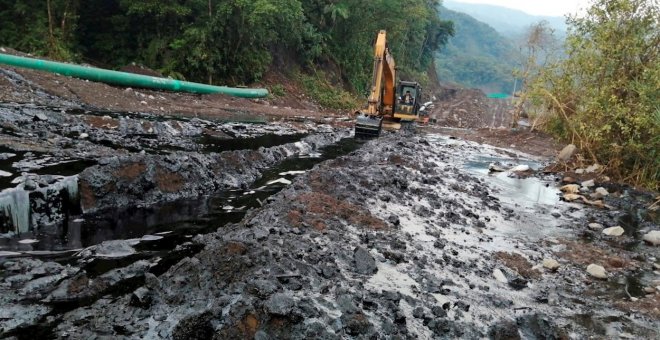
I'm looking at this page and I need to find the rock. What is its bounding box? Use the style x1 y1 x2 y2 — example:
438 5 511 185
387 214 400 226
79 133 89 139
33 112 48 121
586 264 607 279
489 320 521 340
575 168 585 174
557 144 576 162
248 279 280 298
431 306 447 318
560 184 579 194
510 164 530 172
543 259 560 271
508 277 528 290
489 163 507 172
585 164 600 173
455 301 470 311
337 295 359 314
581 180 595 188
493 269 508 283
643 287 656 294
23 179 37 191
561 177 575 184
354 247 377 275
642 231 660 246
412 307 424 318
265 293 295 315
562 193 582 202
79 239 136 259
343 312 373 336
602 226 625 236
588 223 604 230
594 187 609 197
130 287 153 308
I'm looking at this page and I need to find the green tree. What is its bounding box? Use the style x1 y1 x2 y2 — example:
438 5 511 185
531 0 659 188
0 0 78 59
512 21 561 128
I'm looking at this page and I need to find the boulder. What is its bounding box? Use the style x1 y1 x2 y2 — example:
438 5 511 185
489 163 507 172
510 164 530 172
563 193 582 202
594 187 609 197
586 264 607 279
542 259 560 271
588 223 604 230
265 293 295 316
493 269 508 283
642 230 660 246
602 226 625 237
560 184 579 194
585 164 601 173
581 180 595 188
557 144 576 162
354 247 377 275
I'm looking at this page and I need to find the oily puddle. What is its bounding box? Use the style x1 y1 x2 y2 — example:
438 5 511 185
196 132 308 153
0 138 363 256
459 150 579 242
465 155 559 206
0 144 96 190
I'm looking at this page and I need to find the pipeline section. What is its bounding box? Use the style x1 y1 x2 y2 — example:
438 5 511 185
0 53 268 98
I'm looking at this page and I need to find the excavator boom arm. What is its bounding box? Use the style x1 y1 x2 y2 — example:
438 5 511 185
366 30 396 116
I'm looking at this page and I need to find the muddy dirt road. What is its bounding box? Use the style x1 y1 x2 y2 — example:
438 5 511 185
0 64 659 339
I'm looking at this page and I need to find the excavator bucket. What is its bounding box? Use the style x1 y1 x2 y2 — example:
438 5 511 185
354 114 382 138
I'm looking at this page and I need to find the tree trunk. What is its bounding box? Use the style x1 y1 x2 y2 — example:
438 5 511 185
47 0 56 56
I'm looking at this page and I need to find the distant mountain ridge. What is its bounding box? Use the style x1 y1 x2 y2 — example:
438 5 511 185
444 0 567 37
435 5 518 93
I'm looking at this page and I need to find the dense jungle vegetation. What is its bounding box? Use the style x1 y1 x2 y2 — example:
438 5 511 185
436 5 517 93
0 0 453 93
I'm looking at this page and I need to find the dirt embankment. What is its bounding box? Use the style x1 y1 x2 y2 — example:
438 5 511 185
429 84 513 129
0 59 349 125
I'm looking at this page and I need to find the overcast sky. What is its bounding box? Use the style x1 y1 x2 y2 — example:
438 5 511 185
450 0 592 16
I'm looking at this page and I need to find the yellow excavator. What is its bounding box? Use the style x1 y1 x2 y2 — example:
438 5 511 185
354 30 425 138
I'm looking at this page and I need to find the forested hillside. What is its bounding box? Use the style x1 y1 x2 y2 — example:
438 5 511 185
435 6 517 93
443 0 567 37
0 0 453 94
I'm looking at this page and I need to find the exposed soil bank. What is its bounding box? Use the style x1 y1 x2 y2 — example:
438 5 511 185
78 131 349 213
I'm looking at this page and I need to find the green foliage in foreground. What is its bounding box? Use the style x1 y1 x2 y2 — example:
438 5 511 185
530 0 659 189
0 0 453 94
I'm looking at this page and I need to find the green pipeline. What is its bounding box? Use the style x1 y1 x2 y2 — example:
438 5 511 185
0 53 268 98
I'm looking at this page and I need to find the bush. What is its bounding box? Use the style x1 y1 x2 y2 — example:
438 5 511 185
269 84 286 97
530 0 659 189
299 71 359 110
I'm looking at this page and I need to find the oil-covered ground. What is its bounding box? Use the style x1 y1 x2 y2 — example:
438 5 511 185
0 63 659 339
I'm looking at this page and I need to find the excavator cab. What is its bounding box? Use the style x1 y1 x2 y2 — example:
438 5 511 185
394 81 422 120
